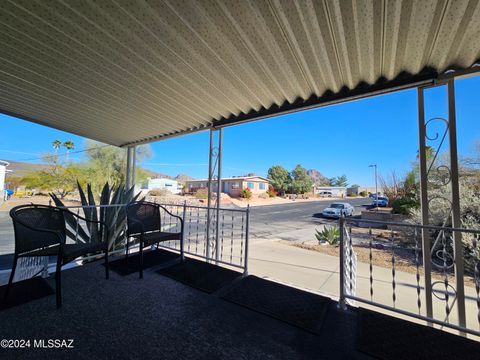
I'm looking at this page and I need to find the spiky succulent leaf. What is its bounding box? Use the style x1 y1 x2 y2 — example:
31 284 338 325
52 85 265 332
50 192 90 243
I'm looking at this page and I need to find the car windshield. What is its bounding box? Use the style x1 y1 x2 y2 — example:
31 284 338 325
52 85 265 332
375 197 387 201
330 204 344 209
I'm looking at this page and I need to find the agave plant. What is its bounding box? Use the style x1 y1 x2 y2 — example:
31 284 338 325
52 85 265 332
315 226 340 245
50 182 141 250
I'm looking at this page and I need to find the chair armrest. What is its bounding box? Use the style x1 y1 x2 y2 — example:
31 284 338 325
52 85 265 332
61 208 107 227
157 205 184 228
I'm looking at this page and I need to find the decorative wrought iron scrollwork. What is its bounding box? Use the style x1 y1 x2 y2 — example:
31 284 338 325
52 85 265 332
423 115 458 318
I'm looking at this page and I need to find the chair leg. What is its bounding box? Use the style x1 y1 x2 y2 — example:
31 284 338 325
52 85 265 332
55 257 62 309
139 239 144 279
105 249 109 280
125 238 130 264
3 254 18 304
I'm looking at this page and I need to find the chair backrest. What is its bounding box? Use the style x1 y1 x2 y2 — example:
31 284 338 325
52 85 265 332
126 201 161 235
10 204 66 254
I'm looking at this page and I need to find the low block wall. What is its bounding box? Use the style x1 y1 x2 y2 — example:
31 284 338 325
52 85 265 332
359 209 406 228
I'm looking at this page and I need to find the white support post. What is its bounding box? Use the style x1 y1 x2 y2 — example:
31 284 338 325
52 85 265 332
417 87 434 320
447 80 466 329
126 146 136 190
206 130 214 260
131 146 136 189
215 128 223 263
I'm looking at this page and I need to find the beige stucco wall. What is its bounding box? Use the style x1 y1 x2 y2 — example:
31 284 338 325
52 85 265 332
240 179 268 195
186 177 269 197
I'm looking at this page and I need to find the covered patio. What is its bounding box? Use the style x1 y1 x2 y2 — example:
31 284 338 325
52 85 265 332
2 253 479 360
1 0 480 358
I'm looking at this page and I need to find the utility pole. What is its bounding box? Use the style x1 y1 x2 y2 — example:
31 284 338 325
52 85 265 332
369 164 378 210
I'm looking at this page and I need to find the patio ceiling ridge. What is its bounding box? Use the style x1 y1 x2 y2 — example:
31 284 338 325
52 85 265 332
0 0 479 147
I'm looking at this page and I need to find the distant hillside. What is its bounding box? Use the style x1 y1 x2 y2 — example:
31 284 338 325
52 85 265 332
307 169 330 186
4 160 52 178
142 169 193 183
4 160 194 183
175 174 194 183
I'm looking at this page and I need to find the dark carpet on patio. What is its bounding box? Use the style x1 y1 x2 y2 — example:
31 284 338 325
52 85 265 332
0 260 478 359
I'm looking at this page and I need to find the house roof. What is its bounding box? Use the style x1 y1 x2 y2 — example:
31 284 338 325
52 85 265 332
1 1 479 147
187 176 269 183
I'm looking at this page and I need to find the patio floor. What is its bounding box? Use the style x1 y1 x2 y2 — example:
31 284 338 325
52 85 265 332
0 253 478 359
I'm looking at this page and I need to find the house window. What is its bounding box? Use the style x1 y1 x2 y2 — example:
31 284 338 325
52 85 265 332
259 183 266 190
231 182 240 189
247 182 254 189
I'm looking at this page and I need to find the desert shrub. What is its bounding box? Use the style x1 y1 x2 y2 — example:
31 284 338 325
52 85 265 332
258 192 269 199
266 186 277 198
391 196 419 215
194 188 208 199
347 193 357 197
147 188 170 197
240 187 252 199
315 226 340 245
359 191 368 197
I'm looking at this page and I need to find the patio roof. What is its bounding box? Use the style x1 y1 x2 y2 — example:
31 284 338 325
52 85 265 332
1 1 479 146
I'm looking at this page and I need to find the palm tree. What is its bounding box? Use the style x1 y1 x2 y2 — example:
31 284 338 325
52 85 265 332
52 139 62 153
63 141 75 161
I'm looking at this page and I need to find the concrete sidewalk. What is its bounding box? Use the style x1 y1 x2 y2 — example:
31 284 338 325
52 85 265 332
249 239 480 334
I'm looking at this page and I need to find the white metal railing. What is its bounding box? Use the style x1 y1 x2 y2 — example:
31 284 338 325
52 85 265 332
338 215 480 337
3 202 249 283
154 202 250 272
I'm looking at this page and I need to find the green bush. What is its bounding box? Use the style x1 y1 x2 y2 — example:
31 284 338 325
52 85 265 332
315 226 340 245
240 187 253 199
359 191 368 197
391 197 419 215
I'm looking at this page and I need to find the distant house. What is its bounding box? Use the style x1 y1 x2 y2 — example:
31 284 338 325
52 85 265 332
144 178 181 194
0 160 9 202
346 186 377 196
186 176 269 197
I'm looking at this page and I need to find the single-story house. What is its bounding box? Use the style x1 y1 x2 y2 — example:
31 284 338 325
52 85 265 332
143 178 181 194
186 176 269 197
346 186 377 196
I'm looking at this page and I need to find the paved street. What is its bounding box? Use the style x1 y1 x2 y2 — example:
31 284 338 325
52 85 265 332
248 197 368 240
0 198 371 269
0 211 13 255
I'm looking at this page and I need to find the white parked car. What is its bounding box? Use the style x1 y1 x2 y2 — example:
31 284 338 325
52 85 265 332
322 202 354 218
318 191 333 197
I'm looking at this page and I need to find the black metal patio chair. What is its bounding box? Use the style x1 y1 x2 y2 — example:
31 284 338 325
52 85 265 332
4 204 110 308
126 201 184 279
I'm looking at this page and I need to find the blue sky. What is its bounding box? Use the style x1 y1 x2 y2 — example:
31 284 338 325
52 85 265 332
0 76 478 186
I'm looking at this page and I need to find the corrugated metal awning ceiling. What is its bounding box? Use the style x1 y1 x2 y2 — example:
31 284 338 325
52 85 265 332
1 0 479 147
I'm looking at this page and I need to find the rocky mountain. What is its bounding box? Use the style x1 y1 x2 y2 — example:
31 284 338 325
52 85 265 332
307 169 330 186
4 160 52 178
